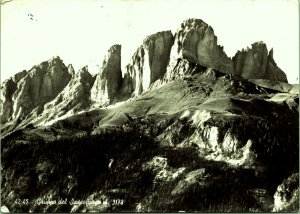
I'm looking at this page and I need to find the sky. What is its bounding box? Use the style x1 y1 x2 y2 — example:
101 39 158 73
1 0 299 83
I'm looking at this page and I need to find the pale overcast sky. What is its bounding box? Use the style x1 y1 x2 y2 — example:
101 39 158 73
1 0 299 83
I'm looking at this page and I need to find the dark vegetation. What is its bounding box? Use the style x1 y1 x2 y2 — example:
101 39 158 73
1 96 298 212
205 100 299 193
134 146 269 212
1 129 158 212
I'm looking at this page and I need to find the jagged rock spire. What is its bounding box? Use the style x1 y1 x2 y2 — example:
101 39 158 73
166 18 234 77
121 31 174 97
232 42 287 82
90 44 122 106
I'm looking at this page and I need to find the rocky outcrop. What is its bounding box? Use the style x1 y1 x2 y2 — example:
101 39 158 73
165 19 233 81
121 31 174 97
91 45 122 106
32 66 95 123
158 110 257 167
1 57 72 123
1 70 27 123
233 42 287 82
273 173 299 212
67 64 75 76
164 59 207 81
248 79 296 93
142 156 186 183
165 19 288 84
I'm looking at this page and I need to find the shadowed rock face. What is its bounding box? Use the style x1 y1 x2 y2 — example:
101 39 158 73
166 19 287 83
1 70 28 123
54 65 94 107
121 31 174 97
0 18 291 128
166 18 234 79
1 57 72 123
67 64 75 76
233 42 287 82
36 66 95 122
91 45 122 106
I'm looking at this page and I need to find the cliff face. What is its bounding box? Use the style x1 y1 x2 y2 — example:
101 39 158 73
67 64 75 76
0 18 290 127
166 19 234 80
164 59 207 82
233 42 287 82
1 57 72 123
37 66 95 122
91 45 122 106
121 31 174 97
165 19 287 83
0 70 27 123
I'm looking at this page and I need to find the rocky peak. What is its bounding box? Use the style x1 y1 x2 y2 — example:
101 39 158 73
108 44 120 55
180 18 209 30
11 70 28 83
90 45 122 106
48 56 62 65
165 19 288 83
67 66 94 92
121 31 174 97
1 70 28 123
68 64 75 76
76 66 92 82
165 19 234 81
32 56 64 72
35 65 94 123
233 42 287 82
1 56 72 123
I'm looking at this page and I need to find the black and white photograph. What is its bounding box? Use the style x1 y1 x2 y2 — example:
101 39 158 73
0 0 299 212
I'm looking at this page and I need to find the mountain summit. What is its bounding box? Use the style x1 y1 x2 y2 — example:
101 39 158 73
167 18 233 74
1 19 298 213
0 19 289 128
1 57 72 124
233 41 287 81
166 19 287 82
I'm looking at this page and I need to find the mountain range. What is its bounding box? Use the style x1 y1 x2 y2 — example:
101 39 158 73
1 18 298 213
